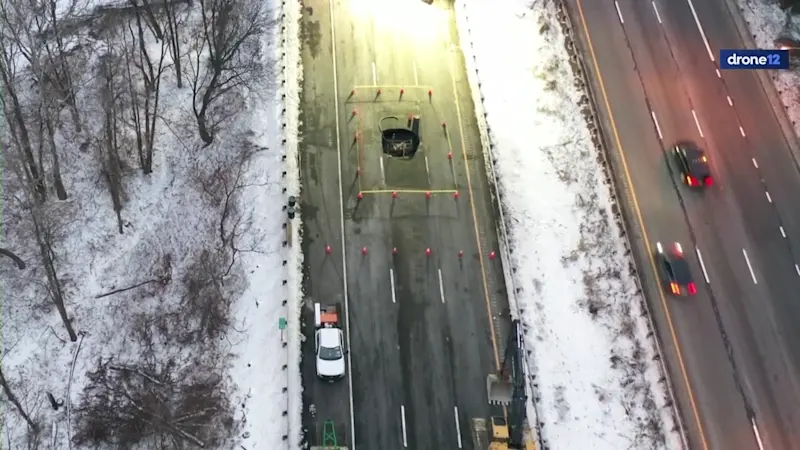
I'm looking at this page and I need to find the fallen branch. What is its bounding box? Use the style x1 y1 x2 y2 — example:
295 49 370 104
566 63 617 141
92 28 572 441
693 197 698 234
94 278 161 299
108 364 163 385
0 247 25 270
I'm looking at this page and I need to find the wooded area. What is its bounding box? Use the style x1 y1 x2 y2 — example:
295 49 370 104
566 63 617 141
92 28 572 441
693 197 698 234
0 0 269 446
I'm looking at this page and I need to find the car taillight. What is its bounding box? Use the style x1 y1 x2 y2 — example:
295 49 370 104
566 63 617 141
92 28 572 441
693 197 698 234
687 282 697 295
686 176 696 186
703 176 713 186
670 282 680 295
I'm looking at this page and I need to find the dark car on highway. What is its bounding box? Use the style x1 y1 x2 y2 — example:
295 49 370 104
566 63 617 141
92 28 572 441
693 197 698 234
656 241 697 296
673 141 713 188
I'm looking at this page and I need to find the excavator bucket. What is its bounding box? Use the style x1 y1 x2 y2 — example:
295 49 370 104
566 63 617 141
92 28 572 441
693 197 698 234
487 373 513 405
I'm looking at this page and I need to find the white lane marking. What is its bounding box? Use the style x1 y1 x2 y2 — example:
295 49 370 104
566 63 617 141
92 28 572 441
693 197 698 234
651 111 663 140
739 126 746 137
696 247 710 283
454 406 463 448
715 68 722 78
614 1 624 23
742 249 758 284
651 1 662 23
766 191 772 203
796 264 800 276
685 0 715 61
379 156 386 184
390 269 397 303
401 405 408 447
752 158 759 168
691 109 704 137
327 0 357 446
780 226 786 238
413 61 419 86
372 61 377 85
752 419 765 450
424 155 431 183
727 95 734 106
438 269 446 303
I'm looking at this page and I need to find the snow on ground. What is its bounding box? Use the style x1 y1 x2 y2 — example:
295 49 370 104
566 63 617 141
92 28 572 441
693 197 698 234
455 0 682 448
228 0 304 448
0 1 302 448
735 0 800 138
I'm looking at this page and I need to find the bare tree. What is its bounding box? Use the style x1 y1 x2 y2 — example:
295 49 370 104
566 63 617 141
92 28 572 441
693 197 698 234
35 80 68 200
0 35 45 201
97 41 128 234
0 365 39 433
196 146 267 277
29 202 78 342
1 0 87 132
36 0 86 131
190 0 266 144
162 0 189 87
128 0 164 40
73 357 236 448
123 4 168 174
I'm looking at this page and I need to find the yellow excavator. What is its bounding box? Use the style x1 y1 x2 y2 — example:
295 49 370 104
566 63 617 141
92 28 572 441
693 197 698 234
485 321 538 450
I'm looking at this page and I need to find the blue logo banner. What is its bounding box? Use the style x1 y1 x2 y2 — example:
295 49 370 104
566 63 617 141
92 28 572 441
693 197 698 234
719 49 789 69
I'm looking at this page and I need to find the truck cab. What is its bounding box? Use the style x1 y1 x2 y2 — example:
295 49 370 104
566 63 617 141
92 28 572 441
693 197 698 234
314 303 346 381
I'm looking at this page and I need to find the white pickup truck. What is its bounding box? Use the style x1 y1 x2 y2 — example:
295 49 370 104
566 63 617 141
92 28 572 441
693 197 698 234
314 303 346 381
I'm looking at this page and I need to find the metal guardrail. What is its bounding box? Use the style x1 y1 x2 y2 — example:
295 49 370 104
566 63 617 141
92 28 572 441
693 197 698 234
454 2 545 449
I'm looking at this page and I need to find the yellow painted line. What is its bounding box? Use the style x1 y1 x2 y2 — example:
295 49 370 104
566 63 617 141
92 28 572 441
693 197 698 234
359 189 458 194
353 84 433 90
574 0 708 448
448 50 501 373
444 135 460 190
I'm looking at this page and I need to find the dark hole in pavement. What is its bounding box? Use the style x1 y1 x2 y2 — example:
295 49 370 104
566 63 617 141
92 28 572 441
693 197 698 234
381 115 421 158
382 128 420 158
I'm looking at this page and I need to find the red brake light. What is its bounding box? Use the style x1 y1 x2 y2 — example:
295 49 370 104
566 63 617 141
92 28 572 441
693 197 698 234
686 176 696 186
704 176 713 186
687 282 697 295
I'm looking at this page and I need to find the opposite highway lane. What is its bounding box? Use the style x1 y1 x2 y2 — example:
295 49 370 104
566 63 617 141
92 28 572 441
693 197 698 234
568 0 800 448
300 0 510 448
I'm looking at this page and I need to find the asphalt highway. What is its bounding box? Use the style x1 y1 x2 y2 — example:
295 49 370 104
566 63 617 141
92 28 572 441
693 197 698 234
299 0 509 448
566 0 800 448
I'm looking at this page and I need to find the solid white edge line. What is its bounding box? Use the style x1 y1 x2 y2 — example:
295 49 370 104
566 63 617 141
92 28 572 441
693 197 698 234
372 61 377 85
651 110 663 140
685 0 715 61
766 191 772 203
727 95 734 106
438 269 446 303
751 418 765 450
390 269 397 303
742 249 758 284
651 1 663 24
691 109 704 137
328 0 357 447
795 264 800 276
614 0 624 23
454 406 463 448
752 158 759 168
413 61 419 86
739 126 746 137
696 247 710 284
780 226 786 238
401 405 408 447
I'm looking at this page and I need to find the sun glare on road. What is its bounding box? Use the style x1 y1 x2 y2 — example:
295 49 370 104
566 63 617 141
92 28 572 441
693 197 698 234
347 0 446 43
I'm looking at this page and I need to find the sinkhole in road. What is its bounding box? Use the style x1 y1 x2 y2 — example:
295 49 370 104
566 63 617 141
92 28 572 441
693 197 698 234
379 115 421 159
